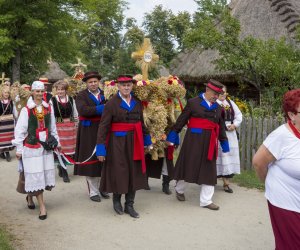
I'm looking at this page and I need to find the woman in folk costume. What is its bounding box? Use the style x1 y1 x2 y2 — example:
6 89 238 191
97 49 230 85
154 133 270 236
166 80 229 210
0 85 18 161
51 80 78 183
216 85 242 193
96 75 152 218
13 81 60 220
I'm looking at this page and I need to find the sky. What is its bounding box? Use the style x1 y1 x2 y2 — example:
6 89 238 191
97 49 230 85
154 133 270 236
124 0 199 27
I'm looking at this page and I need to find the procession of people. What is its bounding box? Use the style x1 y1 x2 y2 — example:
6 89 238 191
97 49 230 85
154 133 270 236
0 70 246 221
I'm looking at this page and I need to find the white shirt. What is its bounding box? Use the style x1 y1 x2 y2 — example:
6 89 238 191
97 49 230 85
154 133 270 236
263 124 300 213
202 93 212 107
12 98 60 154
118 92 131 107
54 95 78 121
216 99 243 128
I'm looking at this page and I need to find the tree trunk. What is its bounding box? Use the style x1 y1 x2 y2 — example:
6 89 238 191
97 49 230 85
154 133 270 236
12 47 21 82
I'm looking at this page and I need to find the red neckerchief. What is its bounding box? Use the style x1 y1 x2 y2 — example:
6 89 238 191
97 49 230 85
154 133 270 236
288 120 300 139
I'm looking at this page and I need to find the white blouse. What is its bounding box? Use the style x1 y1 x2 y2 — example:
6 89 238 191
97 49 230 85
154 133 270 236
263 124 300 213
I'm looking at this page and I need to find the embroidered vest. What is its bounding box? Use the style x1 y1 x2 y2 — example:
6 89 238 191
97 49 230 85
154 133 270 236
26 107 51 145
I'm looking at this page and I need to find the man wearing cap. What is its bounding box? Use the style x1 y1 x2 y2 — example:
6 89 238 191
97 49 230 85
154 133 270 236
74 71 109 202
96 75 152 218
166 79 229 210
39 78 52 103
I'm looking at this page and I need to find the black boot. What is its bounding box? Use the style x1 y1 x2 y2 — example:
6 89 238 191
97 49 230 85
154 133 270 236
124 191 139 218
113 193 124 215
61 167 70 183
0 152 5 159
162 175 172 195
144 177 150 190
5 152 11 162
57 165 62 177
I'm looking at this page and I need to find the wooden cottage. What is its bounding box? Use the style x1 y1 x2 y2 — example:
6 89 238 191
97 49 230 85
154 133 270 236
170 0 300 100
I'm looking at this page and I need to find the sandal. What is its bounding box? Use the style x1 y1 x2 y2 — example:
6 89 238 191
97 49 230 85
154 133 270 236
223 184 233 193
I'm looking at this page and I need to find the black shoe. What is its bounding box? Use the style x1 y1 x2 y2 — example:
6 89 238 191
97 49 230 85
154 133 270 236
0 152 5 159
5 152 11 162
39 212 47 220
113 194 124 215
61 168 70 183
57 165 62 177
224 184 233 193
26 195 35 209
90 195 101 202
100 191 110 199
124 206 139 218
162 175 172 195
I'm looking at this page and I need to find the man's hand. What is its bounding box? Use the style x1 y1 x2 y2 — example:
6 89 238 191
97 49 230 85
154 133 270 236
57 146 62 152
97 156 105 162
16 153 22 160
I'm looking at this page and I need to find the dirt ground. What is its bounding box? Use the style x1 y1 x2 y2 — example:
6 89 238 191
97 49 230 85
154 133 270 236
0 156 274 250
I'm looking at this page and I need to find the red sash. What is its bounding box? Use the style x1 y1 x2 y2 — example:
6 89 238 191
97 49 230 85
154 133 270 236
110 122 146 173
79 116 101 122
187 117 219 161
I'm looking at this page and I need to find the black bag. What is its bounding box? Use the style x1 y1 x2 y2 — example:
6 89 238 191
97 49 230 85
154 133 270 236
39 135 58 151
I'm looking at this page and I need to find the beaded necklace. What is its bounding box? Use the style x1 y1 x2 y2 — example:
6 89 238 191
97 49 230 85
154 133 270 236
34 106 45 122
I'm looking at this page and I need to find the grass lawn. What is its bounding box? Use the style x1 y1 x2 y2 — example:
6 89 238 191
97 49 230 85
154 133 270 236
0 225 14 250
232 169 265 190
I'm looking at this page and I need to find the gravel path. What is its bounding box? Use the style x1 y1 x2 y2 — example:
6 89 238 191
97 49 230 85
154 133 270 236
0 156 274 250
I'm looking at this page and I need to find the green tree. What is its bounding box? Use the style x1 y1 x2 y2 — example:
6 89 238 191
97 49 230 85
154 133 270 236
142 5 175 65
79 0 127 78
113 18 144 77
183 0 300 114
169 11 192 50
0 0 81 83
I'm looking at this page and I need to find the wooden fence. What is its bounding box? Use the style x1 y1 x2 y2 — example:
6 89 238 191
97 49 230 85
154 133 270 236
238 117 284 170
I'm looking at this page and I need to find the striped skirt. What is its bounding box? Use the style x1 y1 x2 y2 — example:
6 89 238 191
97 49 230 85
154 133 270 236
56 120 76 155
0 116 15 150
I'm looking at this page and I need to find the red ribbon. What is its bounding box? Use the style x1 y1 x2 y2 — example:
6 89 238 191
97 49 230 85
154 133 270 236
177 98 183 111
63 154 100 166
167 145 175 160
207 82 223 93
187 117 219 161
288 120 300 139
110 122 146 173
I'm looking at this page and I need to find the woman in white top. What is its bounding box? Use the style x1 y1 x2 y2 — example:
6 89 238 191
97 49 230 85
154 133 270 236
216 85 242 193
253 89 300 249
13 81 60 220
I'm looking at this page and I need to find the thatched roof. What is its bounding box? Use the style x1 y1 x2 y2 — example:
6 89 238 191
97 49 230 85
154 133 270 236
170 0 300 82
40 61 68 83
